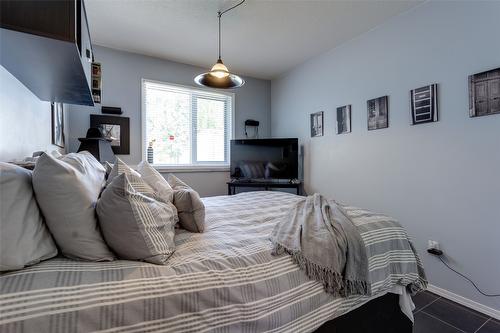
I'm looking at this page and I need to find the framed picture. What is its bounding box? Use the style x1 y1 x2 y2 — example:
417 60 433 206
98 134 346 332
469 67 500 117
336 105 351 134
310 111 324 137
410 84 438 125
90 114 130 154
51 102 65 148
367 96 389 130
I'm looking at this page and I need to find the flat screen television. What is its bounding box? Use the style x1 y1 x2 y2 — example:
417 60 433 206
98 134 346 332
230 138 298 181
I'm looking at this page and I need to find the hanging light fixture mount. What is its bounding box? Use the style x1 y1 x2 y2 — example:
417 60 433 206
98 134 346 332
194 0 245 89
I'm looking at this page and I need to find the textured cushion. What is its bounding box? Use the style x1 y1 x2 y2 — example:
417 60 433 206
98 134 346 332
137 161 174 203
96 173 177 264
167 174 205 233
32 152 114 261
107 157 140 184
0 163 58 271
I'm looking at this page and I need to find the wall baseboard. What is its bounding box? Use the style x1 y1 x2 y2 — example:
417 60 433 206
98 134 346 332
427 284 500 320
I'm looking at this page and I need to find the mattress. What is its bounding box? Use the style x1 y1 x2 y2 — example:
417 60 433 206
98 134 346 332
0 191 425 332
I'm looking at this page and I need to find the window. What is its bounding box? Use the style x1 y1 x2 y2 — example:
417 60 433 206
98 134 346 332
142 79 233 169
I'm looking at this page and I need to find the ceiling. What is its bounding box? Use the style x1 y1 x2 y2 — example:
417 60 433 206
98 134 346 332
86 0 422 80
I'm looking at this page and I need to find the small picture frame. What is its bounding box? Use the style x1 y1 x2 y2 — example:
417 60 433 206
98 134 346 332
367 96 389 130
336 105 351 134
51 102 65 148
310 111 324 137
410 84 438 125
90 114 130 154
469 67 500 117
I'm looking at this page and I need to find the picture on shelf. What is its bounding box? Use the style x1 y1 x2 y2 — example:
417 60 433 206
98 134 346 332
469 67 500 117
410 84 438 125
336 105 351 134
51 102 65 148
99 124 121 147
90 114 130 154
310 111 324 137
367 96 389 130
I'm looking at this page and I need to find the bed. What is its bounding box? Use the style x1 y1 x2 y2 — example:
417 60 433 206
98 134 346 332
0 191 426 332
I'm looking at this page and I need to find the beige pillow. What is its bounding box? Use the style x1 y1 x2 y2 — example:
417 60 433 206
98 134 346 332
97 173 177 264
0 163 58 271
137 161 174 203
32 152 114 261
167 174 205 233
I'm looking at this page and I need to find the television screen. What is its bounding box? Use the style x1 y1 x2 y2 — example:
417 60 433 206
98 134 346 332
230 138 298 180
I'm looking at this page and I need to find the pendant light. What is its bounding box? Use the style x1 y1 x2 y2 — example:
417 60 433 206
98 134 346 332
194 0 245 89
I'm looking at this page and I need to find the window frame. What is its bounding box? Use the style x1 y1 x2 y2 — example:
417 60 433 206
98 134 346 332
141 78 235 172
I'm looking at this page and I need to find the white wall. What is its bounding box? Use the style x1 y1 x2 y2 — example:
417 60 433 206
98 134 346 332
271 1 500 310
0 66 67 162
68 46 271 196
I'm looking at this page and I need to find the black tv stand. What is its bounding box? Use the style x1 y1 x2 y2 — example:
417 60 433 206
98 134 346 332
227 180 301 195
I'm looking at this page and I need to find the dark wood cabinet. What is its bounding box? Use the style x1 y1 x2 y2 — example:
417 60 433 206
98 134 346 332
0 0 95 106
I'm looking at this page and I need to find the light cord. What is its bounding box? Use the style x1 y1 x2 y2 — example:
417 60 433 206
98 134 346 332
217 0 246 60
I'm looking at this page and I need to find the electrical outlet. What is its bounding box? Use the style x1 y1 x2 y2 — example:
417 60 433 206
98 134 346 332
427 240 440 250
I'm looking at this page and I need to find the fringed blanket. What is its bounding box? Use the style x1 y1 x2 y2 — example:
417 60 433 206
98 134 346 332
271 193 371 297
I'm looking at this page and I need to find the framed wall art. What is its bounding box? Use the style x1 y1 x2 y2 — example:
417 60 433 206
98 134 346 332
310 111 324 137
469 67 500 117
336 105 351 134
51 102 65 148
367 96 389 130
410 84 438 125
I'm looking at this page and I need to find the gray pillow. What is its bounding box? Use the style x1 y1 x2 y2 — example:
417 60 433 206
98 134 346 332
0 163 58 271
137 161 174 204
96 173 177 264
167 174 205 233
32 152 114 261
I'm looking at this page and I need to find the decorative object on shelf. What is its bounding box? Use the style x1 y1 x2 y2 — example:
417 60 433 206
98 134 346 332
51 102 65 148
90 115 130 154
310 111 324 137
147 140 155 164
367 96 389 130
91 62 102 103
336 105 351 134
244 119 260 138
410 84 438 125
77 128 115 163
469 67 500 117
101 106 122 115
194 0 245 89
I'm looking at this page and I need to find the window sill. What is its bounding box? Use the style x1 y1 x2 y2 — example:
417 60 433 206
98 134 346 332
153 165 230 173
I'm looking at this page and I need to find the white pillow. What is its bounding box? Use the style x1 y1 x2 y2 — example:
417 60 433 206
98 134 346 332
107 157 140 184
137 161 174 203
32 152 114 261
0 163 58 271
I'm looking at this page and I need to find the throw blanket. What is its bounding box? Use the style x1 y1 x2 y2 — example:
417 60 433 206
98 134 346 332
271 193 370 297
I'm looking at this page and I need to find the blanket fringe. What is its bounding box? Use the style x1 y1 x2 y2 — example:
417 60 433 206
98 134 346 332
273 243 370 297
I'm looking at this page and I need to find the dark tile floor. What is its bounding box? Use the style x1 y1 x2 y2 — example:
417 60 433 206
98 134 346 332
413 291 500 333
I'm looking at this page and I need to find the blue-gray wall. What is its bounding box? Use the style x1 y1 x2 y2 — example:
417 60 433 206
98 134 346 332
0 66 68 161
68 46 271 196
271 1 500 311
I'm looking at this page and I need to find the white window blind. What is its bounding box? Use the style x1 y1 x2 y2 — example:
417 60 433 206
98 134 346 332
142 80 233 167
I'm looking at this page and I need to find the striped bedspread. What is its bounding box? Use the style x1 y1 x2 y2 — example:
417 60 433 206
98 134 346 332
0 191 426 333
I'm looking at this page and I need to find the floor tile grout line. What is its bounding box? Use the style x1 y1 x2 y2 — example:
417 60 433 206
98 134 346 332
414 295 441 315
421 310 468 333
474 318 491 333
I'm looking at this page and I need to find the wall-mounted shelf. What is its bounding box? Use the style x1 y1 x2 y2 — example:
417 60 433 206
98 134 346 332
0 0 95 106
